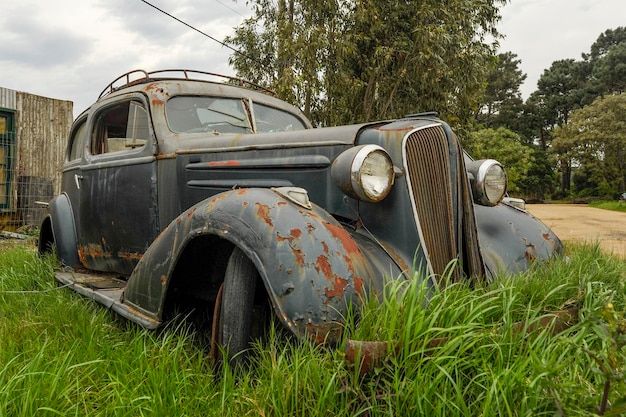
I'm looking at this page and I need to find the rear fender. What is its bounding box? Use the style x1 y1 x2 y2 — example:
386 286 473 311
124 188 391 343
38 194 80 268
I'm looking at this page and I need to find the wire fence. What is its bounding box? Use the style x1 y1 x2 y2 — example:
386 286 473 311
0 130 56 233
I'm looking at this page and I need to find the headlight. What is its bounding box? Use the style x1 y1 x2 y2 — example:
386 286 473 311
467 159 507 206
331 145 395 202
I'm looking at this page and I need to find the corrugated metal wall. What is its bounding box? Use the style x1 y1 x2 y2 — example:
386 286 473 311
16 92 73 192
15 92 73 225
0 87 17 110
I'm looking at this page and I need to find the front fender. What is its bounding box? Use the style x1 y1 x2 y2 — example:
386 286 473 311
124 188 392 342
475 203 563 276
39 194 80 268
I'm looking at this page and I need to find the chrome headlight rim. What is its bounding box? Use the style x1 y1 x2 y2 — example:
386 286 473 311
470 159 507 206
331 144 395 203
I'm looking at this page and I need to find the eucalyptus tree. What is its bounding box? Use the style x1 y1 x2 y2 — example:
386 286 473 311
226 0 506 129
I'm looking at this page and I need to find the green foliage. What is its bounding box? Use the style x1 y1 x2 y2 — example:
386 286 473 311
227 0 506 131
1 243 625 416
553 93 626 198
0 242 626 416
467 127 533 194
476 52 526 132
517 26 626 196
516 148 558 201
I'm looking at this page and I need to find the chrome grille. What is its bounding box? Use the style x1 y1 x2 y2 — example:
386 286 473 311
404 124 484 281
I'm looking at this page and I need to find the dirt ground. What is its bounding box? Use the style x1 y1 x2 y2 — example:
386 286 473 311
526 204 626 258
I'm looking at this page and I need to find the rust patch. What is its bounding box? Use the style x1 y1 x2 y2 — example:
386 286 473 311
119 252 142 261
276 234 293 243
325 276 349 298
353 276 364 295
237 188 248 196
316 255 333 279
305 321 342 345
255 203 273 227
277 228 302 243
207 160 241 167
161 275 167 286
345 340 395 376
321 241 329 254
293 248 305 265
324 222 359 254
80 244 113 259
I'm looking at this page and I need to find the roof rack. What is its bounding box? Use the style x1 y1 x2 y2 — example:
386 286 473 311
97 69 277 100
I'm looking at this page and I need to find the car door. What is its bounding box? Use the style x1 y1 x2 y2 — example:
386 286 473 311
78 97 158 276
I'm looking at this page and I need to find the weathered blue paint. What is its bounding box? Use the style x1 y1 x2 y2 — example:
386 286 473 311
475 203 563 276
123 187 401 343
39 194 80 268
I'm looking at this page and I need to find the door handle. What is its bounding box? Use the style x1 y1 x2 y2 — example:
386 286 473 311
74 174 83 190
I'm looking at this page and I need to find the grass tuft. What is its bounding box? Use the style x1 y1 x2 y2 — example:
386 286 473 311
0 242 624 415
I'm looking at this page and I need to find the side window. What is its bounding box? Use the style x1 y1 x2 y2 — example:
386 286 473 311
91 101 149 155
68 118 87 161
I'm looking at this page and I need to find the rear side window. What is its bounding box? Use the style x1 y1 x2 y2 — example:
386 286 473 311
91 101 149 155
68 118 87 161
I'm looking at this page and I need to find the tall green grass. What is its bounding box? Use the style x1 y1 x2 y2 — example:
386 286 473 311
0 242 624 416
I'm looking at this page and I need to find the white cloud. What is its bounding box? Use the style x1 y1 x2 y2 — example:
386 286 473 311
1 0 625 117
498 0 626 98
0 0 250 115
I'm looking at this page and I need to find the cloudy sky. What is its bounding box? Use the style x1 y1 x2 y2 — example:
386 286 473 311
1 0 625 118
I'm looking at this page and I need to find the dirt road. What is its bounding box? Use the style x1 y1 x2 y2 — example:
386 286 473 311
526 204 626 258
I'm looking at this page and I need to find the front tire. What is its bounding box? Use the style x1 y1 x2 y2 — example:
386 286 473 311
218 246 258 369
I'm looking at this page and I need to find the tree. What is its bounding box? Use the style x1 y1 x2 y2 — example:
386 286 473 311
466 127 533 195
592 42 626 94
476 52 526 132
527 59 596 193
226 0 507 130
225 0 346 121
517 148 558 201
552 93 626 197
587 27 626 61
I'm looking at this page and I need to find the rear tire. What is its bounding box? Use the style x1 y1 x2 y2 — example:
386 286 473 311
218 246 258 369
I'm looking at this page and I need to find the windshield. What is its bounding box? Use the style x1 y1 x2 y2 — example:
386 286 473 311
166 96 308 134
166 96 252 134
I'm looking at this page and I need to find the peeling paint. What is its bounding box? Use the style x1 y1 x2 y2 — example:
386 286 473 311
324 222 359 254
255 203 273 227
206 160 241 167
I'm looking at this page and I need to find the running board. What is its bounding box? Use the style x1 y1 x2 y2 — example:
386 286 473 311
55 271 161 329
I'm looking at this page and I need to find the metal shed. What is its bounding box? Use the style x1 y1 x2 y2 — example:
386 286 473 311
0 87 72 231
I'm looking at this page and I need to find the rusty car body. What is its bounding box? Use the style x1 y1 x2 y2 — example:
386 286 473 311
39 69 562 364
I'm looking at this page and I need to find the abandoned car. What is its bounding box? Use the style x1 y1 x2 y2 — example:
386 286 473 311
39 69 562 364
